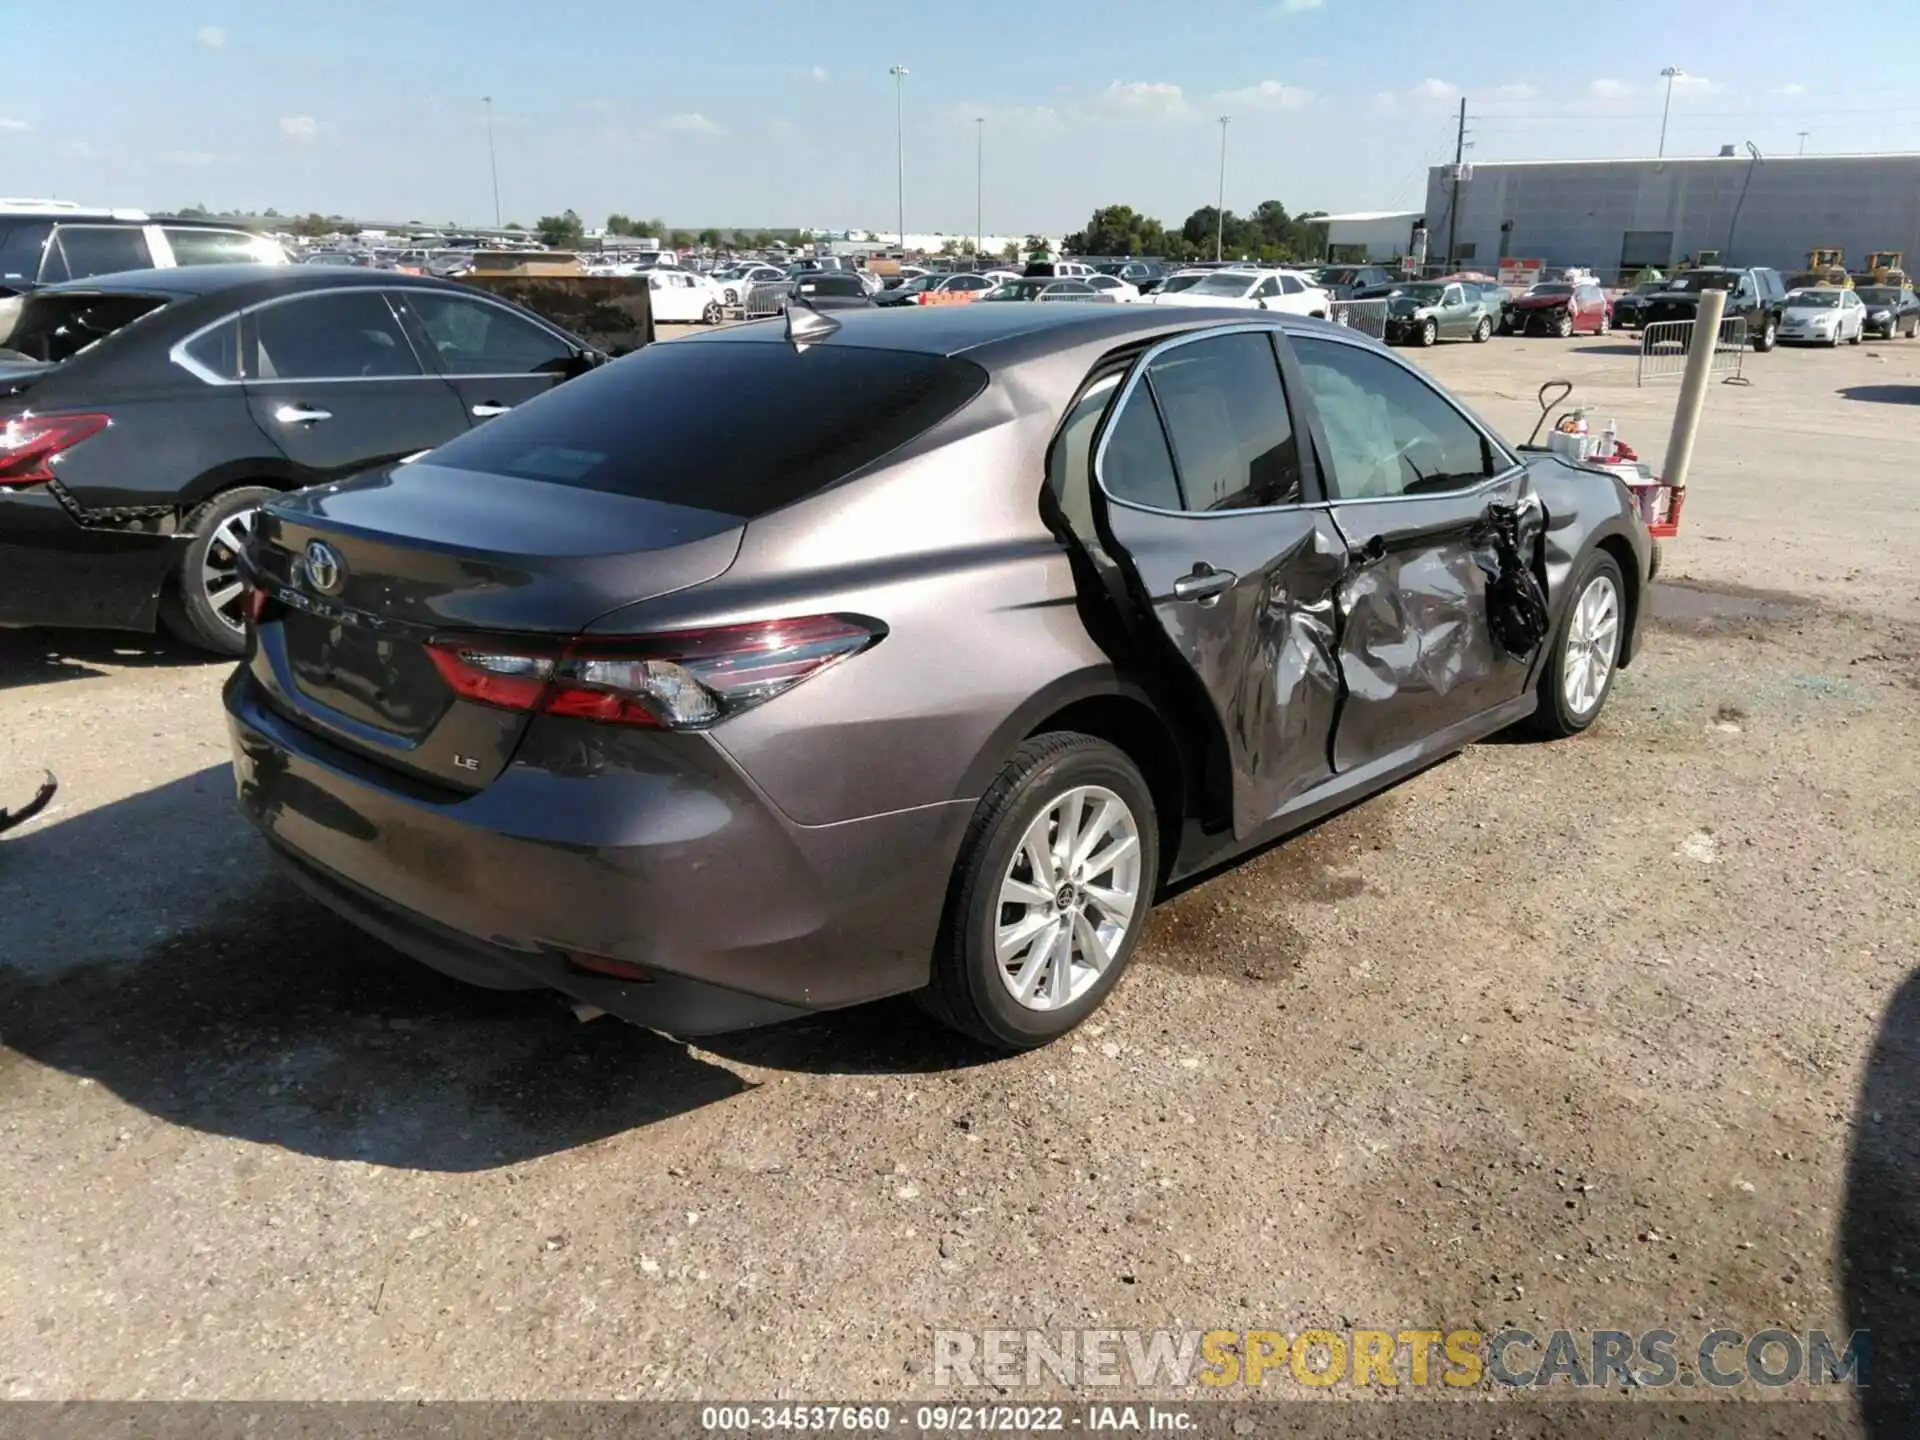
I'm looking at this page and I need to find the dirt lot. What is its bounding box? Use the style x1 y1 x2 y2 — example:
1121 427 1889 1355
2 325 1918 1421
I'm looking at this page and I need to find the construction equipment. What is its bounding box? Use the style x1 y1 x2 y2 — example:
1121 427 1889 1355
1864 251 1907 285
1794 247 1851 288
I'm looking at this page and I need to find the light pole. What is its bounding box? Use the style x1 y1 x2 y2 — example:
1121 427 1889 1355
1215 115 1231 261
1797 130 1810 155
889 65 909 250
1657 67 1684 159
482 96 501 227
975 117 985 261
1725 140 1762 259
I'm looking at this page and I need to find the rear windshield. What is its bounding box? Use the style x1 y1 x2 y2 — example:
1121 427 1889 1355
420 341 989 519
0 291 169 364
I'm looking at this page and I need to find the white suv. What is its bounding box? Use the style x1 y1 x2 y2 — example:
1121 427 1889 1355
0 201 288 294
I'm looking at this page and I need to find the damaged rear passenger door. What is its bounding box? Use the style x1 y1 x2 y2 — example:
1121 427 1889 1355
1081 327 1350 838
1288 334 1537 774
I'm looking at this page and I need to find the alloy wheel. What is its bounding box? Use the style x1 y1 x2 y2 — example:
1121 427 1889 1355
1562 574 1620 718
993 785 1143 1012
200 505 259 637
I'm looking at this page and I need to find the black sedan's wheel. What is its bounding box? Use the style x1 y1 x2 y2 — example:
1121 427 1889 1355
161 485 278 656
1524 550 1625 739
1417 318 1438 347
920 733 1158 1050
1472 316 1492 343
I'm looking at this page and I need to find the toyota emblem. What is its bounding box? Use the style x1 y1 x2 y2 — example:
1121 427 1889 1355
304 540 345 595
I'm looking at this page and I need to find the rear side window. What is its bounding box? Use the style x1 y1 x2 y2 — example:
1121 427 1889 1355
163 228 284 266
0 223 53 285
46 225 154 283
419 341 988 519
179 315 240 381
0 292 169 364
1138 331 1301 510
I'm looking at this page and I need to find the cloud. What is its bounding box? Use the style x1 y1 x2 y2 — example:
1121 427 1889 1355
0 117 29 133
1773 82 1808 96
1671 73 1725 94
951 100 1071 139
1375 78 1460 113
662 111 725 136
55 140 95 159
808 65 827 82
1276 0 1324 10
161 149 220 166
1588 78 1633 100
195 24 226 48
1488 83 1538 101
1090 80 1193 121
1212 80 1313 112
768 118 795 140
278 114 321 142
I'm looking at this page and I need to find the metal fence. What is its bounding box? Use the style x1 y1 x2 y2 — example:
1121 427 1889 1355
1329 299 1389 338
741 281 790 319
1636 316 1748 386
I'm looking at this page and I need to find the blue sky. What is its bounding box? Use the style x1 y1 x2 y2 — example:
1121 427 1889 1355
7 0 1917 234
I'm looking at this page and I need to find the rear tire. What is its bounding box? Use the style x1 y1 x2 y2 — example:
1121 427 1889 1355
1849 326 1862 345
161 485 278 657
1523 550 1625 740
918 733 1159 1050
1555 311 1575 338
702 301 722 324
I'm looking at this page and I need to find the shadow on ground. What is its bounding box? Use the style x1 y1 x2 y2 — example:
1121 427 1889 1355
0 626 214 690
1569 342 1648 357
1843 968 1920 1434
1836 384 1920 407
0 764 990 1172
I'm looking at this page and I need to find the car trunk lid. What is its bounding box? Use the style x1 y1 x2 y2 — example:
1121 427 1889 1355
248 461 744 790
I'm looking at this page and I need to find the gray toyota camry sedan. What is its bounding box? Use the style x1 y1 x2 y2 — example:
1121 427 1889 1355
226 302 1650 1049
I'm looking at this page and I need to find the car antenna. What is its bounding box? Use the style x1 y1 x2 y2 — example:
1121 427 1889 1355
784 293 840 351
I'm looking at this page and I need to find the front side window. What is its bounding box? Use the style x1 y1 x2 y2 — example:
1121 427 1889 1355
1106 331 1301 512
1280 275 1304 295
1292 335 1499 500
404 291 572 375
0 222 54 285
45 225 154 283
251 291 421 380
1252 277 1281 299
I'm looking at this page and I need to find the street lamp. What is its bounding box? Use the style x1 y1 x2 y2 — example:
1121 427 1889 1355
1215 115 1231 261
889 65 909 250
482 96 502 228
1657 67 1684 158
1726 140 1763 259
975 117 985 261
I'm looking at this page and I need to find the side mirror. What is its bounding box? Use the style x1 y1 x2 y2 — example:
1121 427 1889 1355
1257 297 1270 310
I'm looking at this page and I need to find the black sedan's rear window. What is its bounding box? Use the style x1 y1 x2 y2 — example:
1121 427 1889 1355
0 291 170 364
422 341 988 519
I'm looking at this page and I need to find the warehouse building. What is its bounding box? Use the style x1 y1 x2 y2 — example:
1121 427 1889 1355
1421 152 1920 281
1311 210 1422 263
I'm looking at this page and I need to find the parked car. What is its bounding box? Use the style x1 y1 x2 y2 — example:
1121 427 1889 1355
1502 282 1611 338
225 303 1650 1049
1608 277 1670 330
711 263 785 305
1149 269 1219 298
784 271 877 311
1382 281 1499 345
1639 267 1787 351
1144 268 1329 316
1313 264 1397 300
980 279 1113 303
0 203 288 296
1777 286 1866 346
645 270 728 325
1084 274 1142 303
0 266 602 654
875 273 998 307
1096 260 1167 291
1022 260 1097 279
1855 284 1920 338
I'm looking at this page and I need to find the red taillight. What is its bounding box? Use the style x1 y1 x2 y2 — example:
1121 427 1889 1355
424 615 879 730
0 413 110 486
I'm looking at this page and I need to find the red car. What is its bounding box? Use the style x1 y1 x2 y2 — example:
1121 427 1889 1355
1502 281 1611 337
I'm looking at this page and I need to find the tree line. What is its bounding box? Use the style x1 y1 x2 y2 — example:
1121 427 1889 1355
1062 201 1329 263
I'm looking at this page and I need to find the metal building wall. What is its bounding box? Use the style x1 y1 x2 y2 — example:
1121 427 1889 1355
1422 155 1920 276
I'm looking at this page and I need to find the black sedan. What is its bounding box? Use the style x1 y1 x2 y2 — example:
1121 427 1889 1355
0 265 601 654
1856 285 1920 339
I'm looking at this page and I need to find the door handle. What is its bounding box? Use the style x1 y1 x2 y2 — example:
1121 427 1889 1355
1172 563 1237 603
273 404 332 425
470 403 512 418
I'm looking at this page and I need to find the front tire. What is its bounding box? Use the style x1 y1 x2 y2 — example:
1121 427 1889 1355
1524 550 1625 739
161 485 278 657
1755 318 1777 352
702 301 722 324
919 733 1159 1050
1598 311 1610 335
1472 316 1493 343
1555 311 1575 338
1417 318 1438 347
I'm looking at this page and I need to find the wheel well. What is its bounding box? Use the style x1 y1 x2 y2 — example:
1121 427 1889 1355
1595 534 1642 665
1026 695 1187 884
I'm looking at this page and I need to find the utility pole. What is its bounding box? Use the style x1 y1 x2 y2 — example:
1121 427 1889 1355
1797 130 1810 155
1658 67 1684 158
1215 116 1231 261
482 96 501 228
1445 95 1466 272
889 66 909 250
975 117 985 261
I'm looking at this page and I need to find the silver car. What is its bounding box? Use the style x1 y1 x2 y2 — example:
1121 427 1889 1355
227 304 1651 1049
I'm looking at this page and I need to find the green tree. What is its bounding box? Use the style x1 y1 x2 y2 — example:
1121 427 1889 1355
749 229 775 249
504 221 525 231
697 227 722 248
667 229 694 249
1001 239 1021 262
535 210 586 247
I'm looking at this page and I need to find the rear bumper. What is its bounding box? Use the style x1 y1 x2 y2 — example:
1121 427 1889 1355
0 492 181 632
225 669 973 1035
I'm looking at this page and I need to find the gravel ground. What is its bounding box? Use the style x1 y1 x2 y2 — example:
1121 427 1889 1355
2 327 1917 1421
